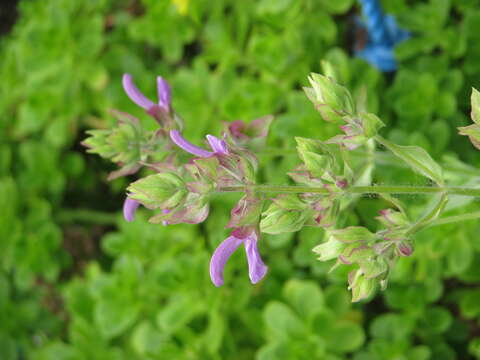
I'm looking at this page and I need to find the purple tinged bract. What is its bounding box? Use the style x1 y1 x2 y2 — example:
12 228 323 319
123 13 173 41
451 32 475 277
209 229 267 287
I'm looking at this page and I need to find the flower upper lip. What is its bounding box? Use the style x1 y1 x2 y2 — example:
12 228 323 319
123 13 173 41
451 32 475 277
122 73 171 112
169 129 228 158
209 229 267 287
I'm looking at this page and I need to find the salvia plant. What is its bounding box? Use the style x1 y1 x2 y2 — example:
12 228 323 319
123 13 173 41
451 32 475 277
83 63 480 302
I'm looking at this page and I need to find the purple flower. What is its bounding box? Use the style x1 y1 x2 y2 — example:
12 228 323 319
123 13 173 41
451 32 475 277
122 73 171 112
123 197 140 222
169 130 228 158
209 229 267 287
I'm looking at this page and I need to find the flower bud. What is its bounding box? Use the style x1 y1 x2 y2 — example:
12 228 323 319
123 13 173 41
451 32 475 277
397 242 413 257
348 270 376 302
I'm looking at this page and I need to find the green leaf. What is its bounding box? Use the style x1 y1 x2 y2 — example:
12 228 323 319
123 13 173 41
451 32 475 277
325 321 365 353
94 299 139 339
283 280 325 319
421 307 452 334
376 136 444 185
130 322 167 356
263 301 305 339
156 294 205 334
460 289 480 318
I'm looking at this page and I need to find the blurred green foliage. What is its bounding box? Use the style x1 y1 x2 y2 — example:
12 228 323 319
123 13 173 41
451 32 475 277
1 0 480 359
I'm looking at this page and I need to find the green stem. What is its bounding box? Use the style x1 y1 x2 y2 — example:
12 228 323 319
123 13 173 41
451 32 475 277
219 185 480 197
428 211 480 228
405 193 448 236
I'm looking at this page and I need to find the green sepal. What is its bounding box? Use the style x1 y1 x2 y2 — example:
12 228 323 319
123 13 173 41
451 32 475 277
227 195 263 228
127 172 187 209
307 73 355 115
193 156 219 181
260 196 312 234
313 236 346 261
359 112 385 138
330 226 376 243
458 124 480 150
358 258 388 279
348 270 376 302
271 194 308 211
149 193 209 225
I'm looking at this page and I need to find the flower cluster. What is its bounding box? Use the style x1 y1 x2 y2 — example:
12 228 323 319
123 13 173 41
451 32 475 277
83 73 273 288
84 66 480 302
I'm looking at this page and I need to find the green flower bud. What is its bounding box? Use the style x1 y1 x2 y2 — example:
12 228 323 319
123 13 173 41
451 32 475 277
348 270 376 302
308 73 355 114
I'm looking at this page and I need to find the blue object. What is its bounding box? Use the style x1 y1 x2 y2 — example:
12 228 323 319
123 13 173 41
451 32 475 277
355 0 409 72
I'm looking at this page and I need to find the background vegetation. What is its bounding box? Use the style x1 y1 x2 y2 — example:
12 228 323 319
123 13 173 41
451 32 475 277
1 0 480 358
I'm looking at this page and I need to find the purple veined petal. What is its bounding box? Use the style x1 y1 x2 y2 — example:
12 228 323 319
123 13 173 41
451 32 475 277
122 74 155 110
243 232 268 284
209 236 243 287
123 197 140 222
157 76 171 110
206 134 229 155
170 130 213 158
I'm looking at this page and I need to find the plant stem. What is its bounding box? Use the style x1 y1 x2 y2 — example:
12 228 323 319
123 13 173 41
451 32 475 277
219 185 480 197
429 211 480 227
405 193 448 236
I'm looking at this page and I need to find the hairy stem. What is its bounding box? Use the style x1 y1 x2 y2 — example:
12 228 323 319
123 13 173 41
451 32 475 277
405 193 448 236
429 211 480 227
219 185 480 197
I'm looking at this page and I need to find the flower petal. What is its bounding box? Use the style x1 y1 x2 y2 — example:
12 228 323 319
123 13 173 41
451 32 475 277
244 232 268 284
206 134 229 155
170 130 213 158
122 74 155 110
123 197 140 222
209 236 243 287
157 76 171 110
